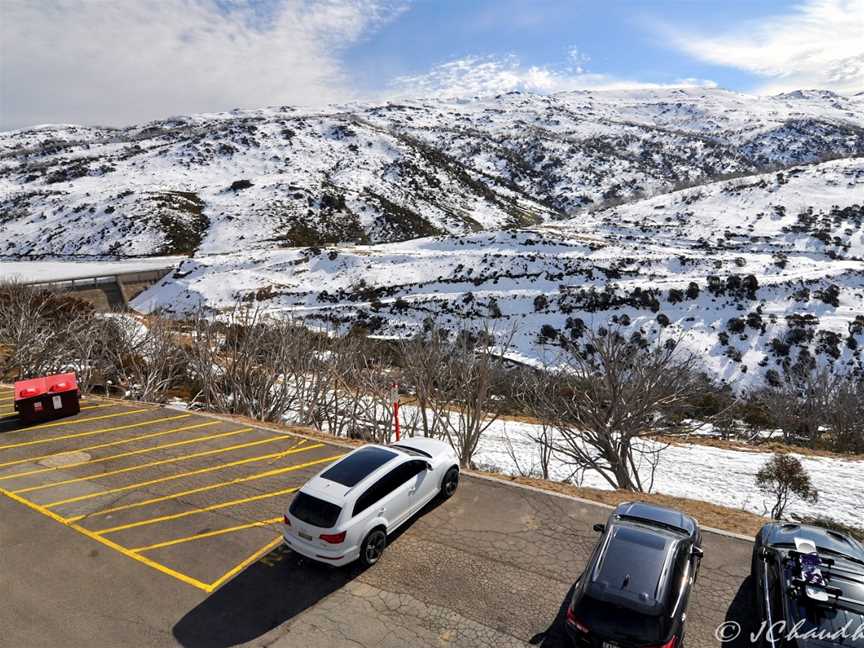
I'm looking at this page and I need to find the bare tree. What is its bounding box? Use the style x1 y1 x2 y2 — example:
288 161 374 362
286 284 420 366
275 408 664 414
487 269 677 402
757 366 864 451
436 325 516 468
533 328 709 492
325 334 401 443
0 281 102 382
513 367 558 480
398 327 451 438
825 375 864 453
186 305 327 421
757 366 837 446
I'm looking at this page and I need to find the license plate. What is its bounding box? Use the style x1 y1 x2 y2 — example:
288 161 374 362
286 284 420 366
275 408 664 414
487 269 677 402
602 643 620 648
52 395 62 410
298 531 313 541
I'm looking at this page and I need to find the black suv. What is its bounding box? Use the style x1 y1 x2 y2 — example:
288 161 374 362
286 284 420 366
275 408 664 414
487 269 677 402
566 502 703 648
752 522 864 648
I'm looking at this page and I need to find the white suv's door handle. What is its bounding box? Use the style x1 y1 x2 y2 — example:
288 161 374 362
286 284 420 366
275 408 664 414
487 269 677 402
408 487 416 495
378 507 385 515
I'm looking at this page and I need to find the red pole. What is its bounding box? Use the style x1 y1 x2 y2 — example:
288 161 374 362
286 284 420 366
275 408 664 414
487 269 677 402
394 400 400 441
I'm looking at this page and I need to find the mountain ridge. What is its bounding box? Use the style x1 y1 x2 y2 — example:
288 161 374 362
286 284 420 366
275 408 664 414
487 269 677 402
2 87 863 258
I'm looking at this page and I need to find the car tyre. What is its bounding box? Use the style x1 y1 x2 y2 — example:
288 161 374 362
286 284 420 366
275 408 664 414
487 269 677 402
440 466 459 499
360 528 387 567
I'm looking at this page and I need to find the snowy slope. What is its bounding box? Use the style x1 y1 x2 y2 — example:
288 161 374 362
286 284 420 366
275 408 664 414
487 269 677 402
133 157 864 390
3 88 864 257
472 416 863 528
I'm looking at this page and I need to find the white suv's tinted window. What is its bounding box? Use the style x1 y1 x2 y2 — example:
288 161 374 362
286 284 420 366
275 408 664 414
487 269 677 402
289 492 342 528
352 460 426 517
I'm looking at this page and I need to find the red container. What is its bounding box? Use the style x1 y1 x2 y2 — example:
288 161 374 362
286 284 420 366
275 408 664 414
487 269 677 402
14 373 81 424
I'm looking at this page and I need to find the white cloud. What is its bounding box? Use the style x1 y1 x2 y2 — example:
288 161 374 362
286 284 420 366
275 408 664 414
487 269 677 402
389 54 716 99
0 0 406 130
664 0 864 94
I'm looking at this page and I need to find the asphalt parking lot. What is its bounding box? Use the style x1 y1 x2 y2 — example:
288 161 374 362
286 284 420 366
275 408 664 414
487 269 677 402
0 386 756 647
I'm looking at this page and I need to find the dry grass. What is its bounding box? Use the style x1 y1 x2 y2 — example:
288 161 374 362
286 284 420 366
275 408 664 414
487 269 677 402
477 471 767 537
657 434 864 460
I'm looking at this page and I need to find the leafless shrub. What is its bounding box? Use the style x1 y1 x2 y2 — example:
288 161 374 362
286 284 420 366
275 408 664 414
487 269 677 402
186 305 327 421
395 323 517 467
513 368 558 480
756 365 864 451
397 327 451 438
0 280 104 384
313 333 401 442
435 325 516 468
106 314 185 402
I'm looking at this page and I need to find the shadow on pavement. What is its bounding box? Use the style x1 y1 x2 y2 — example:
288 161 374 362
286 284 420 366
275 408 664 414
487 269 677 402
174 495 449 647
529 582 576 648
173 544 362 648
723 575 759 648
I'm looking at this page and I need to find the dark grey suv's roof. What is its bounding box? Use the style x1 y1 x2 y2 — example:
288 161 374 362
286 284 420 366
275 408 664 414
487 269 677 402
616 501 697 536
588 521 681 612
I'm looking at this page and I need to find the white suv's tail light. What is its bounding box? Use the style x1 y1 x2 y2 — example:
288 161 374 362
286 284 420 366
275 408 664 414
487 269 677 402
319 531 346 544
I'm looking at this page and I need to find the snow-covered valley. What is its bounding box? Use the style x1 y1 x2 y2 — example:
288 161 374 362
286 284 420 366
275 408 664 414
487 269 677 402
5 86 862 389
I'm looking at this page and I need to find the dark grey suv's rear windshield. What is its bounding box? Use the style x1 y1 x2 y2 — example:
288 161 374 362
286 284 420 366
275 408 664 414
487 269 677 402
574 594 668 644
321 447 397 487
289 492 342 528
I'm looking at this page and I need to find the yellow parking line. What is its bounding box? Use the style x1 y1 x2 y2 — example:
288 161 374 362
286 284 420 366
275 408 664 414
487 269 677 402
0 486 212 592
208 536 283 591
0 420 218 470
0 411 182 451
65 449 337 522
95 486 299 535
0 423 241 481
14 428 283 494
46 443 329 508
132 517 284 553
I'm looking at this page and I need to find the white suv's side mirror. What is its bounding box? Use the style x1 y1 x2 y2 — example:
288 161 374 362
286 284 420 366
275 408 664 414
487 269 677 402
425 462 434 471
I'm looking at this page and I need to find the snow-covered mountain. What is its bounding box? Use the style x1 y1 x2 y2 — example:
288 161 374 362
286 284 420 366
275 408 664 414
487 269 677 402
133 155 864 390
2 87 863 257
4 87 864 388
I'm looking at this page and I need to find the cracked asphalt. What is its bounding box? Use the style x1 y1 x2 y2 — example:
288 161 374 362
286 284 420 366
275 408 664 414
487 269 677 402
0 394 756 648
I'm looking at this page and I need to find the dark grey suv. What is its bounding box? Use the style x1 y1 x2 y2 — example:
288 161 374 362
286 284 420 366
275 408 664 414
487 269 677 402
566 502 703 648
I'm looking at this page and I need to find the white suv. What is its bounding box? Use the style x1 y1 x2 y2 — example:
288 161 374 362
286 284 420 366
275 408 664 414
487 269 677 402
283 437 459 567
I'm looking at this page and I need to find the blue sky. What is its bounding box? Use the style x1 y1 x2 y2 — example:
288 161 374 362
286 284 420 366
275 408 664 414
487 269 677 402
345 0 783 92
1 0 862 130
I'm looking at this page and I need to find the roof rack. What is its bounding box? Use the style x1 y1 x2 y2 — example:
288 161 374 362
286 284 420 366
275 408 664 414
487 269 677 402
784 550 843 605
